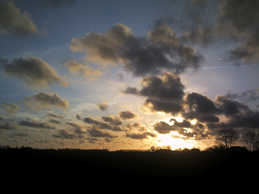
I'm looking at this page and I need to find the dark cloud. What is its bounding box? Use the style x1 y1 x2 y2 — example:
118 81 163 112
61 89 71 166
3 56 67 88
21 92 69 110
125 122 148 132
1 103 19 116
123 72 185 115
0 121 17 130
83 117 112 130
181 27 214 47
18 120 55 129
65 121 81 128
153 121 173 134
216 0 259 63
153 0 259 64
52 121 86 139
0 1 38 38
0 115 4 121
215 95 247 116
226 89 259 102
170 118 192 128
183 92 219 123
97 101 108 111
46 112 64 119
9 131 30 138
122 85 138 95
185 92 218 114
65 121 86 136
112 126 123 131
87 128 117 138
101 115 122 125
70 24 204 76
207 109 259 130
143 98 183 115
52 129 77 139
126 132 157 139
140 72 185 101
119 111 137 120
48 118 62 125
76 114 81 120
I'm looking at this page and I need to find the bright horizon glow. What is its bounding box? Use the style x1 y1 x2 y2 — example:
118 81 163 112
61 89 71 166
157 132 196 150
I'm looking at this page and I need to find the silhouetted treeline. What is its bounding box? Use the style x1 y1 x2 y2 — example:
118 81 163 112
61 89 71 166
2 145 259 187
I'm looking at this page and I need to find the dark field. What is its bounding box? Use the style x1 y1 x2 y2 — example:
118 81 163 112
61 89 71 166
2 147 259 188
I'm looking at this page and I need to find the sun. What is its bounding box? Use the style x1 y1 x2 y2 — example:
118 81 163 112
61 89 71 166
157 132 196 150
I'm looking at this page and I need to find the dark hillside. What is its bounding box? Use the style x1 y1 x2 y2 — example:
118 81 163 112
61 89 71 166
1 148 259 187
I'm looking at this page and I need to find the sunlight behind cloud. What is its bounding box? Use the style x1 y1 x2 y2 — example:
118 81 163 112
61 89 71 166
157 132 196 150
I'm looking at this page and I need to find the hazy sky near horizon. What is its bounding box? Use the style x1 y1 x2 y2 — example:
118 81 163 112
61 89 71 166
1 0 259 150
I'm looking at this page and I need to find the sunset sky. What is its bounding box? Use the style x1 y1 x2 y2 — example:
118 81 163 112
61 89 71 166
1 0 259 150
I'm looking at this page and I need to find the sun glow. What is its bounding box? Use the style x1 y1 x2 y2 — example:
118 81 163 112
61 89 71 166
157 132 196 150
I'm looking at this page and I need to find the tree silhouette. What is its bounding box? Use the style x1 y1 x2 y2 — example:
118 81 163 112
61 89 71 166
242 131 259 152
216 128 239 148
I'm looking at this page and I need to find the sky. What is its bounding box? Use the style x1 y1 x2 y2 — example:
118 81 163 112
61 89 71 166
1 0 259 150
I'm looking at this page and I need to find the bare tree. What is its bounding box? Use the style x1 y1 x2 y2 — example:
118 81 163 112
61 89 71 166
216 128 239 148
242 131 259 152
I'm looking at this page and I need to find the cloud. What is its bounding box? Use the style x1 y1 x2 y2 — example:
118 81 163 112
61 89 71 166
181 27 214 47
87 128 117 138
153 121 174 134
122 85 138 95
126 132 157 139
0 1 38 38
9 131 30 138
0 115 4 121
21 92 69 110
46 112 64 119
82 115 124 131
119 111 137 120
207 108 259 131
216 0 259 63
226 89 259 102
3 56 67 88
143 98 183 115
183 92 219 123
70 23 204 76
153 119 207 139
215 95 247 116
52 129 77 139
76 114 81 120
124 122 148 132
148 24 180 46
83 117 112 130
101 115 122 125
64 60 103 80
97 101 108 111
123 72 185 114
48 118 62 125
0 121 17 130
52 121 86 139
65 121 86 136
1 103 19 116
140 72 185 100
18 120 55 129
185 92 218 114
